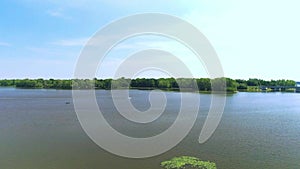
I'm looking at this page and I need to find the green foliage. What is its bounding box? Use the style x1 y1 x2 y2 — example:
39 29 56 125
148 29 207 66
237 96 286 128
176 78 197 89
210 77 237 92
161 156 217 169
247 78 260 86
95 79 112 89
237 83 247 90
0 78 296 93
111 77 131 89
0 79 15 86
130 78 157 88
211 78 226 91
225 78 238 92
15 79 43 88
158 78 172 88
245 78 296 87
196 78 211 91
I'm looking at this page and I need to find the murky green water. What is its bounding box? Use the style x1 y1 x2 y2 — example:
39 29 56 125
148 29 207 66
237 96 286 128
0 88 299 169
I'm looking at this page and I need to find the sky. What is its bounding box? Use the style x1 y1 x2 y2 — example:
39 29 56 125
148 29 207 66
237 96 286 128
0 0 299 81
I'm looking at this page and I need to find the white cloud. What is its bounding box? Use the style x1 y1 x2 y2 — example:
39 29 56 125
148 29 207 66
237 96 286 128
50 37 89 47
0 41 11 47
47 8 72 19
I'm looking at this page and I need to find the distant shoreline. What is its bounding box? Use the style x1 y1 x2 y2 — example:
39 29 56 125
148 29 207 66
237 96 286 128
0 78 299 93
1 86 298 94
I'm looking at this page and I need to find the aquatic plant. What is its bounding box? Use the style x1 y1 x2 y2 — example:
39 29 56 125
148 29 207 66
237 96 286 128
161 156 216 169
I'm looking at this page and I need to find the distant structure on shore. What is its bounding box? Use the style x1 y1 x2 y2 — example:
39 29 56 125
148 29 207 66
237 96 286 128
260 82 300 93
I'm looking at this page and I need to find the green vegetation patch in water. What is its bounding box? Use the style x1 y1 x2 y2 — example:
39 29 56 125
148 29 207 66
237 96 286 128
161 156 217 169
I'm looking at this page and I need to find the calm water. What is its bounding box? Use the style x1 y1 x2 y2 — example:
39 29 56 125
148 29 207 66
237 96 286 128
0 88 300 169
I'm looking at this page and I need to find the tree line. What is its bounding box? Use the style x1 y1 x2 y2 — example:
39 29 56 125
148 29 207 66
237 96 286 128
0 78 296 92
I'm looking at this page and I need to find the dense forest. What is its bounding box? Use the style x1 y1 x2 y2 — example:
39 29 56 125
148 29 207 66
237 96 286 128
0 78 296 92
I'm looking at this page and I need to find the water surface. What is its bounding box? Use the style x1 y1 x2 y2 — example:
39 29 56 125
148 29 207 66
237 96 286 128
0 88 299 169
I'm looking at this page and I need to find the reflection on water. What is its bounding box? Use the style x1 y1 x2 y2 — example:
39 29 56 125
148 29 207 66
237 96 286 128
0 88 299 169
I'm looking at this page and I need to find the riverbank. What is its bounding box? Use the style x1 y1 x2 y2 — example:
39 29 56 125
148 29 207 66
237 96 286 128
0 78 298 93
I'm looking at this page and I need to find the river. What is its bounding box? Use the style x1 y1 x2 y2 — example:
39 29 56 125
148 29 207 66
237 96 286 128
0 88 299 169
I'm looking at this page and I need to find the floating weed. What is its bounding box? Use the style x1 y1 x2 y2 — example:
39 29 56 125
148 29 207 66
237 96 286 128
161 156 217 169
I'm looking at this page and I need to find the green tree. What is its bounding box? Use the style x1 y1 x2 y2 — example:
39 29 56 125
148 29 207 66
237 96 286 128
158 78 171 88
196 78 211 91
111 77 130 89
247 78 260 86
226 78 238 92
176 78 197 89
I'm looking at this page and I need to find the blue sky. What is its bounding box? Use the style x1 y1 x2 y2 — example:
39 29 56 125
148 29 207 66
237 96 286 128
0 0 299 80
